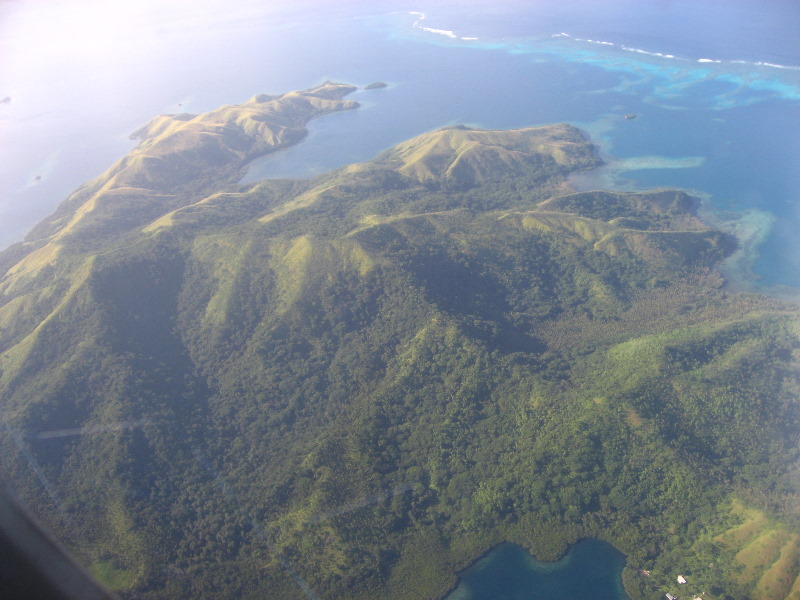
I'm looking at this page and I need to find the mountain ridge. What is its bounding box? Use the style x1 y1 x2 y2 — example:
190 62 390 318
0 85 797 600
0 82 358 279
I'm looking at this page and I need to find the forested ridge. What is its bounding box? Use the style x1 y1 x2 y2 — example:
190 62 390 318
0 85 798 600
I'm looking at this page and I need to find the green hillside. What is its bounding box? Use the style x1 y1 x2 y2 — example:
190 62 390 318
0 85 797 600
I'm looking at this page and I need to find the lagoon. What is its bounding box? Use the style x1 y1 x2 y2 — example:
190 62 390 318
445 539 629 600
2 1 799 295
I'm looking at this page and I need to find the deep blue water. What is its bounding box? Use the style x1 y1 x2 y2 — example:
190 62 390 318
445 539 629 600
2 0 799 293
1 2 799 595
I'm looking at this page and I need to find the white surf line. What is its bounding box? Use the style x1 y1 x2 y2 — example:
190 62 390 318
408 10 476 41
412 21 799 69
553 33 683 59
27 419 153 440
194 451 322 600
755 61 800 71
620 45 682 60
552 32 800 70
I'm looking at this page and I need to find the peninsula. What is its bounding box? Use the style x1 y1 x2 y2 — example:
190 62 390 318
0 85 797 600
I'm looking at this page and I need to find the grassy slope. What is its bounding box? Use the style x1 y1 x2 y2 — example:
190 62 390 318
0 94 797 600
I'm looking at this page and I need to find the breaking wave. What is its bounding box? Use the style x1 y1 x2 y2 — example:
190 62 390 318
409 11 477 41
407 16 800 70
551 32 800 70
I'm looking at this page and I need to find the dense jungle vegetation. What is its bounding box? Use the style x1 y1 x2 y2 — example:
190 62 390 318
0 85 798 600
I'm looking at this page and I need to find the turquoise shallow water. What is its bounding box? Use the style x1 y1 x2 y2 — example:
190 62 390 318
243 6 800 292
1 3 798 595
2 0 798 293
445 539 629 600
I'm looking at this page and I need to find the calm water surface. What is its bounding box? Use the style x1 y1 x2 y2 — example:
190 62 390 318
445 539 629 600
1 2 798 595
2 0 798 292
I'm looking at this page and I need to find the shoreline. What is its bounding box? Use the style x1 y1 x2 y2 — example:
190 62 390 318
566 132 798 303
697 205 800 302
437 537 629 600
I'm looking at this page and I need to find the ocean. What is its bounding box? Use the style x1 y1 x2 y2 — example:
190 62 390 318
1 3 798 597
1 0 798 294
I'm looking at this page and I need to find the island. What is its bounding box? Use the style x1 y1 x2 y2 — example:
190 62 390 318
365 81 389 89
0 84 796 600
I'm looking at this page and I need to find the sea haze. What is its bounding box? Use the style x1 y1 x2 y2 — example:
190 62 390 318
1 0 798 292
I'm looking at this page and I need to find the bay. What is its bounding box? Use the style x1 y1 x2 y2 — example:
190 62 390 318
1 3 798 597
1 0 798 294
445 539 629 600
